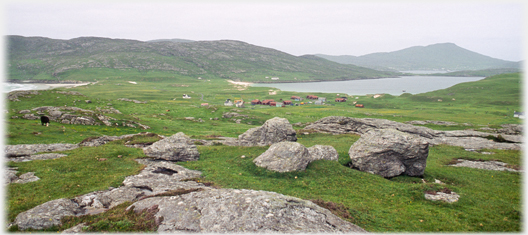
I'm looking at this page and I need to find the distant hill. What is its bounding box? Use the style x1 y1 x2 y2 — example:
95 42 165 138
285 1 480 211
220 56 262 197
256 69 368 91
316 43 521 72
7 36 398 82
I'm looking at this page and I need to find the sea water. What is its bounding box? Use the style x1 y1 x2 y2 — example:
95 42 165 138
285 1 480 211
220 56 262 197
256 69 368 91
250 76 484 96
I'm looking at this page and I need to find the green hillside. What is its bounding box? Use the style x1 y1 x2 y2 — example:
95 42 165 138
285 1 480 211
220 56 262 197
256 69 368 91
7 36 398 83
316 43 521 71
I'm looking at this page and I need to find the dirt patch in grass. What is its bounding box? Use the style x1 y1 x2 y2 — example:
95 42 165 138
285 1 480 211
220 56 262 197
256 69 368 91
424 187 453 195
310 199 355 221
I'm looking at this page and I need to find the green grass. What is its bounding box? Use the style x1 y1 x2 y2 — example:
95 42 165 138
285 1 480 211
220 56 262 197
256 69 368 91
5 72 523 232
177 133 521 232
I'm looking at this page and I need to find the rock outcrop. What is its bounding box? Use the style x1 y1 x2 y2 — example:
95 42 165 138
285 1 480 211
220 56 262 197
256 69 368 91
142 132 200 161
238 117 297 146
253 142 312 172
12 158 209 230
12 105 150 129
303 116 522 150
348 129 429 178
128 188 367 233
6 168 40 184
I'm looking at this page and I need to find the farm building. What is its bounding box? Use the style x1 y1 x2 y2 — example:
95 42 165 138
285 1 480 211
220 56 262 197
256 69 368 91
262 99 274 105
224 99 233 106
318 97 326 102
335 98 346 102
251 99 261 105
275 102 284 107
514 111 525 119
182 94 191 99
291 96 302 101
315 100 323 105
269 102 277 106
234 100 245 108
283 100 292 105
306 95 318 99
355 104 364 108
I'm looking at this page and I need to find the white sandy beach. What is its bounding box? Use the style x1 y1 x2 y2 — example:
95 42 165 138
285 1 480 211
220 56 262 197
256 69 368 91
227 80 252 91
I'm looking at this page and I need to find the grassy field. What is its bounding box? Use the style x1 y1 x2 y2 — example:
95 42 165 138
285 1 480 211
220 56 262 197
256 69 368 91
4 72 522 232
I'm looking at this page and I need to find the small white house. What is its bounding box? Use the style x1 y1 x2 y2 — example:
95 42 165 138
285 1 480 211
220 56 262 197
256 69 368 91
182 94 191 99
318 97 326 102
315 100 323 105
271 77 280 80
514 111 525 119
224 99 233 106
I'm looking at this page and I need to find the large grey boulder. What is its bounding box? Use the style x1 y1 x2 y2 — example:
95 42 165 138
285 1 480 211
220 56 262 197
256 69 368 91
253 142 312 172
14 199 83 230
128 188 367 233
307 145 339 161
349 129 429 178
142 132 199 161
238 117 297 146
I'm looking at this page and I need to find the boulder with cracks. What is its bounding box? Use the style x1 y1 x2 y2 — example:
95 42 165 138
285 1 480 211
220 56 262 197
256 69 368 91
128 188 367 233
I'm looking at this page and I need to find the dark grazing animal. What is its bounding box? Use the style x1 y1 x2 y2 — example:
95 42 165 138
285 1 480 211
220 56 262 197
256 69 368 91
40 116 50 126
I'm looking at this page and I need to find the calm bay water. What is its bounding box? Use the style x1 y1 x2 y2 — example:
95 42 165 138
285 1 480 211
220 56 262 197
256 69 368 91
250 76 485 96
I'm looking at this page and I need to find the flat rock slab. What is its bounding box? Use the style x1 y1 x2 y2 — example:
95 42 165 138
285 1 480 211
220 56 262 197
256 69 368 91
8 153 68 162
128 188 367 233
449 159 521 172
5 143 79 158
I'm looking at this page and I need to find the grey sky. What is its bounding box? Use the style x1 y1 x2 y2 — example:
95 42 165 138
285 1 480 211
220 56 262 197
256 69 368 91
4 1 525 61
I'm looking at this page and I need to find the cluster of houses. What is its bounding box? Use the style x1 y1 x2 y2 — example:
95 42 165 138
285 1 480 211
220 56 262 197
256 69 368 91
222 95 364 108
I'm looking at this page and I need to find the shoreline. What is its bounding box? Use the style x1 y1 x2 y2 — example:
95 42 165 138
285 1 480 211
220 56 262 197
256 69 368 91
5 81 94 92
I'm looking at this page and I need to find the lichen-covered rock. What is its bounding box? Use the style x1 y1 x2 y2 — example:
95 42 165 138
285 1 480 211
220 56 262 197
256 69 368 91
128 188 367 233
307 145 339 161
14 199 83 230
349 129 429 178
238 117 297 146
253 142 312 172
142 132 199 161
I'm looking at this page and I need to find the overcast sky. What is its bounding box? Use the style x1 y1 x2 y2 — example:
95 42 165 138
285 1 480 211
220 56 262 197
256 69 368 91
3 1 525 61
